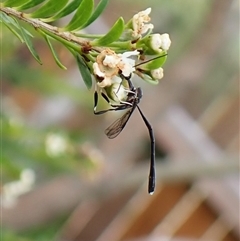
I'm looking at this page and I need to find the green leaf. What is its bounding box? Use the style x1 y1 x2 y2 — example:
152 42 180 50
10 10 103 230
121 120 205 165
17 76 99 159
64 0 94 31
2 13 34 37
0 12 9 22
14 18 42 64
138 54 167 70
82 0 109 28
91 17 124 46
76 55 92 89
45 0 83 22
16 0 46 11
1 11 20 27
28 0 68 19
44 34 67 70
1 12 33 41
2 21 24 42
3 0 29 8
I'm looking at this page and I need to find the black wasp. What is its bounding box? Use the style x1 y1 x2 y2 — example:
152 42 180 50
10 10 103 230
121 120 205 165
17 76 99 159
94 74 155 194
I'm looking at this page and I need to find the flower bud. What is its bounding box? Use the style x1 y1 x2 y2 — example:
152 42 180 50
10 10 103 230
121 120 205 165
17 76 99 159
160 33 171 51
151 67 164 80
143 33 171 54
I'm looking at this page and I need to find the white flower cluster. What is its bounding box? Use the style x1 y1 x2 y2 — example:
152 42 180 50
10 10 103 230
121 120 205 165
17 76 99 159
93 49 140 102
92 7 171 90
131 8 171 54
131 8 171 80
93 49 139 88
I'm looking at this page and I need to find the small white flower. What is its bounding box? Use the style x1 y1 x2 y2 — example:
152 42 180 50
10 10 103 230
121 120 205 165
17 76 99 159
93 49 119 88
151 67 164 80
160 33 171 51
132 8 154 38
45 133 67 157
117 50 139 76
150 33 171 52
93 49 139 88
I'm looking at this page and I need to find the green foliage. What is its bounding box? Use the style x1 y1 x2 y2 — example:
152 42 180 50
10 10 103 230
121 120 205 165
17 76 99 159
15 17 42 64
0 11 32 42
92 17 125 46
1 0 170 89
76 54 93 89
16 0 46 11
2 102 93 183
1 52 94 182
1 11 41 63
44 0 82 22
28 0 68 18
21 214 68 241
1 0 111 89
63 0 94 31
2 114 76 179
3 0 29 8
2 230 33 241
2 214 68 241
81 0 109 28
43 33 67 70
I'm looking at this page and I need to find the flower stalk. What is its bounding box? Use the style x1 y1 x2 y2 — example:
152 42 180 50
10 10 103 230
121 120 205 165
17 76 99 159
0 6 88 47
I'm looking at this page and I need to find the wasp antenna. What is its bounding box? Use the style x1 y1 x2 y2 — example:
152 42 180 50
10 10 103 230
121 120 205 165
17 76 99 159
135 53 168 67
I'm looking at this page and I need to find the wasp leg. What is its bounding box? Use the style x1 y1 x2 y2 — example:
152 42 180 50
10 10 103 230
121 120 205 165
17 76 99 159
94 90 132 115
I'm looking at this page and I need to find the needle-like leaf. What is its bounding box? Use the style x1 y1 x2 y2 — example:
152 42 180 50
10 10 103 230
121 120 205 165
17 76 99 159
63 0 94 31
45 0 82 22
16 0 46 11
43 34 67 70
28 0 68 19
91 17 124 46
3 0 30 8
81 0 109 28
2 21 24 42
14 17 42 64
1 12 33 41
76 54 92 89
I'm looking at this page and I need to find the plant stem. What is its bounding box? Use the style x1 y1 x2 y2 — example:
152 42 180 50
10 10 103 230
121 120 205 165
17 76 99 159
0 6 89 48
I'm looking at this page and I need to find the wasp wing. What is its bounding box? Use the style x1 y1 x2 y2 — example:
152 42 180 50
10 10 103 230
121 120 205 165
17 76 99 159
105 106 136 139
